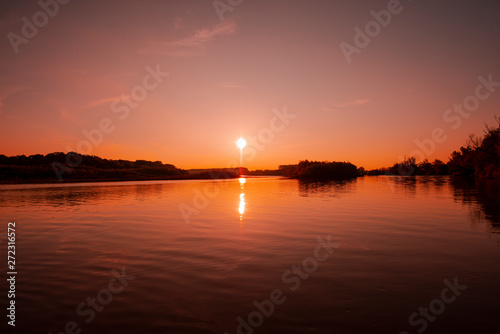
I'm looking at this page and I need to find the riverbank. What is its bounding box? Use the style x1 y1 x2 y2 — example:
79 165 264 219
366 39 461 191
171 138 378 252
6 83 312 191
0 172 240 185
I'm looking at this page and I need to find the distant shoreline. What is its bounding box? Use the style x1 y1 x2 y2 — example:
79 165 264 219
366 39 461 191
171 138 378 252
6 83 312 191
0 174 244 185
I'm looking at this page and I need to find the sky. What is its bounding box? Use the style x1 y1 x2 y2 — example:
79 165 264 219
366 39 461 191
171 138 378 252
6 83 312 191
1 0 500 170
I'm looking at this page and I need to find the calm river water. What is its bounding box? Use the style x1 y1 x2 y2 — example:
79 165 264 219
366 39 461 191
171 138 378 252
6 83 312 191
0 176 499 334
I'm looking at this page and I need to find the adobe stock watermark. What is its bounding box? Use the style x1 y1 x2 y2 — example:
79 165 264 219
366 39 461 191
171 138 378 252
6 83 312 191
213 0 244 21
48 267 135 334
399 276 467 334
224 235 340 334
396 73 499 175
340 0 414 64
178 106 296 224
7 0 71 54
51 64 169 181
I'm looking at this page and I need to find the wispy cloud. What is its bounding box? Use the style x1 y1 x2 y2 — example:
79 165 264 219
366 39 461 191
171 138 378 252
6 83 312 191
141 48 196 57
336 99 369 108
82 96 121 109
168 20 236 47
139 20 236 57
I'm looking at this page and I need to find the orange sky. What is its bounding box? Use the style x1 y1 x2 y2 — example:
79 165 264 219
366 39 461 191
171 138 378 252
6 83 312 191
1 0 500 170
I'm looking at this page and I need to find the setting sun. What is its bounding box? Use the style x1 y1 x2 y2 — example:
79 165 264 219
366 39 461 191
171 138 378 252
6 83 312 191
236 138 247 149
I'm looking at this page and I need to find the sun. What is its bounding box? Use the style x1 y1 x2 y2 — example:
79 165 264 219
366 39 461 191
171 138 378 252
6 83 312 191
237 137 247 149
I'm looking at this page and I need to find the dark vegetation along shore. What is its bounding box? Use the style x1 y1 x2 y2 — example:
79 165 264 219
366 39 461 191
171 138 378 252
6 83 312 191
279 161 360 180
253 118 500 180
368 118 500 178
0 151 358 183
1 118 499 183
0 153 242 184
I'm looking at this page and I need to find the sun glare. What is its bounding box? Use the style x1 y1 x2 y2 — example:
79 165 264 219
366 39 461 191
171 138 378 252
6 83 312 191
237 137 247 149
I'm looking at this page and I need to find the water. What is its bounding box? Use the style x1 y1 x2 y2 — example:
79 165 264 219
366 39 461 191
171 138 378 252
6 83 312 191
0 176 499 334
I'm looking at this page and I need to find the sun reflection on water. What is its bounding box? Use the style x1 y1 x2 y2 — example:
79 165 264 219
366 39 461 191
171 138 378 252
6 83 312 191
238 178 246 220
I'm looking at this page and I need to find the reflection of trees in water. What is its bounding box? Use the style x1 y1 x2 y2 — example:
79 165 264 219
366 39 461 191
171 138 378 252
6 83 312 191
390 175 449 197
451 177 500 233
392 176 417 197
0 183 168 208
298 178 357 197
388 176 499 232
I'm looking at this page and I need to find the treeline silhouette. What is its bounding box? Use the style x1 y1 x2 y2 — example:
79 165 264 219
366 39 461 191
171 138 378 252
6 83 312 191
280 160 360 180
448 118 500 178
246 161 360 179
3 118 498 183
0 152 238 183
246 169 283 176
366 157 449 176
368 117 500 178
